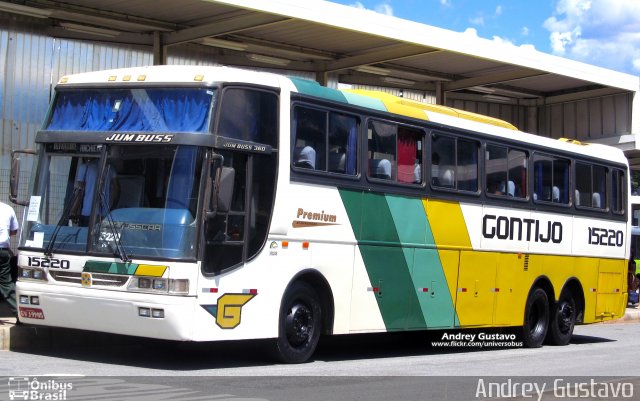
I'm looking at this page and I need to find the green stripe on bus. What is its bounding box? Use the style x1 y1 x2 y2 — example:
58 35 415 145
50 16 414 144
341 92 388 112
83 260 138 275
289 77 349 103
340 189 426 330
385 195 458 328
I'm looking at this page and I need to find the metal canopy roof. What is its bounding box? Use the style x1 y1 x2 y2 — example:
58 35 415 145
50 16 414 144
1 0 638 105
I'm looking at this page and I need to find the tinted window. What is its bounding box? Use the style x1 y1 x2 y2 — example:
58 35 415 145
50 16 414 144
218 88 278 147
292 106 358 175
486 144 527 198
432 133 478 192
533 154 570 204
367 120 423 184
611 168 626 214
575 162 607 209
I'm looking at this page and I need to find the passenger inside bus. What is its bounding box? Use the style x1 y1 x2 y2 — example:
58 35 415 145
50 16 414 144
370 158 392 180
294 146 316 169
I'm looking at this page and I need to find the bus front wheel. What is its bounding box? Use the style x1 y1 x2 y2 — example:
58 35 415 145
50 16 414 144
520 287 549 348
545 292 576 346
274 281 322 363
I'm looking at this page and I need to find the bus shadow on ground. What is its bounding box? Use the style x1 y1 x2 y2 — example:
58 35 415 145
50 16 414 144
10 325 615 370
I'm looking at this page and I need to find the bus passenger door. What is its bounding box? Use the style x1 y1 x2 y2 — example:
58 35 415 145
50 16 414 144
456 251 497 327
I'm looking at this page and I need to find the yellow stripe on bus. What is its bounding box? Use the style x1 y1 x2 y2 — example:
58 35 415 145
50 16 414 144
422 199 472 249
134 264 168 277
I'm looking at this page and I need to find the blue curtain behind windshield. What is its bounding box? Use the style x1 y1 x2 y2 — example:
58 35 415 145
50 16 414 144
46 88 213 132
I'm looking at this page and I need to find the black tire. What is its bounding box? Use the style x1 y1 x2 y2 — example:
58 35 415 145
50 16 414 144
520 287 549 348
273 281 322 363
545 292 576 346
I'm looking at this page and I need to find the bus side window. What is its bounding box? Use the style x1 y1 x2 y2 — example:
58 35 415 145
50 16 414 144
368 120 397 181
534 154 569 204
575 161 607 209
292 106 358 175
432 133 478 192
611 168 626 214
292 107 325 171
218 88 278 147
366 121 423 184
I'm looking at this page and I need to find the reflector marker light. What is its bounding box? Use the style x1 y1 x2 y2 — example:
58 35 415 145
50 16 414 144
419 287 429 292
302 242 309 250
202 288 219 293
108 75 117 81
123 75 131 81
367 287 380 292
194 74 204 81
243 289 258 295
491 288 500 293
137 75 146 81
615 288 620 293
590 288 597 292
282 241 289 248
458 288 468 292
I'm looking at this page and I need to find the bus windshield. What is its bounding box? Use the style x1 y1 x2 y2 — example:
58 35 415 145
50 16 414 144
21 144 204 260
46 88 215 132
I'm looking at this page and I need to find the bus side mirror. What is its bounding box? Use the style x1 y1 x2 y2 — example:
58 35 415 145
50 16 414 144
216 167 235 213
10 149 36 206
209 154 235 214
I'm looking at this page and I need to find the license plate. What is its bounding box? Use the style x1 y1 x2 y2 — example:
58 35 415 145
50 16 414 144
19 307 45 319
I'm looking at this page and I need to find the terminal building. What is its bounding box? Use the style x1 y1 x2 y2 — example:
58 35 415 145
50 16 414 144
1 0 639 202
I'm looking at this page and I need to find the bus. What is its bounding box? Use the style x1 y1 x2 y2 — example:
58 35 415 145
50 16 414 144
10 65 629 363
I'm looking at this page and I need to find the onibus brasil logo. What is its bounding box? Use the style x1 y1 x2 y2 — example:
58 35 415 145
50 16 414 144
8 377 72 400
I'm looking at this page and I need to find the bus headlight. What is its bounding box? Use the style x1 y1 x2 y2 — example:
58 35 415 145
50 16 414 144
169 279 189 295
153 279 166 291
18 268 47 282
128 277 189 295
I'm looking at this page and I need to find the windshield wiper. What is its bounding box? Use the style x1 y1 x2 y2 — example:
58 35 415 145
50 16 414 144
99 191 131 262
44 186 83 257
99 192 131 263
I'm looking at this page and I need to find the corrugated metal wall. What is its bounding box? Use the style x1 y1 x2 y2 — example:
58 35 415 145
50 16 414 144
538 93 632 140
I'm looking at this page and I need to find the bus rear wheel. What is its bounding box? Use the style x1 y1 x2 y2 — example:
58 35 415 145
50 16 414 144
273 281 322 363
546 292 576 346
520 287 549 348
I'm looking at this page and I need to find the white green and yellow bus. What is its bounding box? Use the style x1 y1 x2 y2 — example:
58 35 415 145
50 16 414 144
11 65 629 363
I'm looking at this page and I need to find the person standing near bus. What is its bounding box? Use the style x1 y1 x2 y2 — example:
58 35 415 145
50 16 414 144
0 201 19 318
